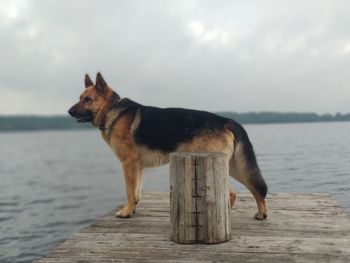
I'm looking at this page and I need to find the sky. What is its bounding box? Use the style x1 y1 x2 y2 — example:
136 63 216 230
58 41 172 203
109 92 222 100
0 0 349 115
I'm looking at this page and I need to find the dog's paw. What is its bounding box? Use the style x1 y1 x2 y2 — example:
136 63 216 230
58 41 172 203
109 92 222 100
116 210 131 218
116 207 134 218
254 212 267 220
254 211 267 220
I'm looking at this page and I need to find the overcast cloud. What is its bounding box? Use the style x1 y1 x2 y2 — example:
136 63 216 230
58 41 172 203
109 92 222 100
0 0 349 115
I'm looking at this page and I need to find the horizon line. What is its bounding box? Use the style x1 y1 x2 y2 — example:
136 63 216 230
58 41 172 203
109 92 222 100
0 110 349 117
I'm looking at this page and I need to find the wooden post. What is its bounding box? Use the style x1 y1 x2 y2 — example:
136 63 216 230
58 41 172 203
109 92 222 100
170 152 231 244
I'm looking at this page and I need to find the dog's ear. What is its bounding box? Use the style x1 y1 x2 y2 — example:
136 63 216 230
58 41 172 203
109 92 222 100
85 74 94 88
95 72 107 94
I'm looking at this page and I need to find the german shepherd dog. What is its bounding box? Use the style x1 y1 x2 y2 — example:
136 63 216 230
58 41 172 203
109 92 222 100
68 73 268 220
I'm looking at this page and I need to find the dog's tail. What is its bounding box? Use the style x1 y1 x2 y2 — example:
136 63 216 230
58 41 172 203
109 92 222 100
225 120 267 199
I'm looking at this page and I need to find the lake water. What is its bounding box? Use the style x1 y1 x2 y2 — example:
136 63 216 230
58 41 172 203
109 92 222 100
0 122 349 262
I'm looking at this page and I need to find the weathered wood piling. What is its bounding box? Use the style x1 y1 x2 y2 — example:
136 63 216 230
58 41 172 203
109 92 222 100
169 152 231 244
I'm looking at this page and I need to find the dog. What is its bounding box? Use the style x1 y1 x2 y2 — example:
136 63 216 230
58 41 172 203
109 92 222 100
68 73 268 220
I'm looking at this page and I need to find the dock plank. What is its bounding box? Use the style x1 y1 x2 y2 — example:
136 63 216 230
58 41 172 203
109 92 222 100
35 193 350 263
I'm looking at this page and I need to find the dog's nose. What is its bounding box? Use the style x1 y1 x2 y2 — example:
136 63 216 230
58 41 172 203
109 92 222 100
68 106 76 117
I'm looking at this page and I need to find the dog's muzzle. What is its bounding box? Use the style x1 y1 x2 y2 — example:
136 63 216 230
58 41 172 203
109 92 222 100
68 106 93 122
68 106 77 117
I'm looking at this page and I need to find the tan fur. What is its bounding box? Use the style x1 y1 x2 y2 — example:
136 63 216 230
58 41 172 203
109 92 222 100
176 129 234 157
229 189 236 208
138 146 170 168
251 191 268 220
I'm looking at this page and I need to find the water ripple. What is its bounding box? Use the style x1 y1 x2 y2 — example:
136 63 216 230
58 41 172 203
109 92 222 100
28 198 54 205
0 216 12 222
54 204 81 210
0 201 19 206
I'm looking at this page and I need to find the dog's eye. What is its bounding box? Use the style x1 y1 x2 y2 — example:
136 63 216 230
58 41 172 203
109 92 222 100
84 97 92 103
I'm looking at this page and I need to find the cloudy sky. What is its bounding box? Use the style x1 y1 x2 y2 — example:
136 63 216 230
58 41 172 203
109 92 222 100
0 0 349 115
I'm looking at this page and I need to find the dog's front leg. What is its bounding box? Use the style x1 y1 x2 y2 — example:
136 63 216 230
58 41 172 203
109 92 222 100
116 160 140 218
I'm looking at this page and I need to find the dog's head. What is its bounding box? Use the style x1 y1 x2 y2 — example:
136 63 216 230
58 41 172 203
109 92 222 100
68 73 119 126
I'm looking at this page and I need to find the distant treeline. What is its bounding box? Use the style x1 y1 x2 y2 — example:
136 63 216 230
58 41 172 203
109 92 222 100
0 112 349 132
217 112 350 124
0 116 92 132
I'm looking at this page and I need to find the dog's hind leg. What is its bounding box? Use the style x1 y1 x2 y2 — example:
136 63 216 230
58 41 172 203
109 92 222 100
226 121 268 220
116 160 141 218
229 188 236 209
134 170 144 205
229 143 268 220
230 159 268 219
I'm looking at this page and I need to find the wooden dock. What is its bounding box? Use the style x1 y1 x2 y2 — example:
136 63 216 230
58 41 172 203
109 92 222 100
35 192 350 262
